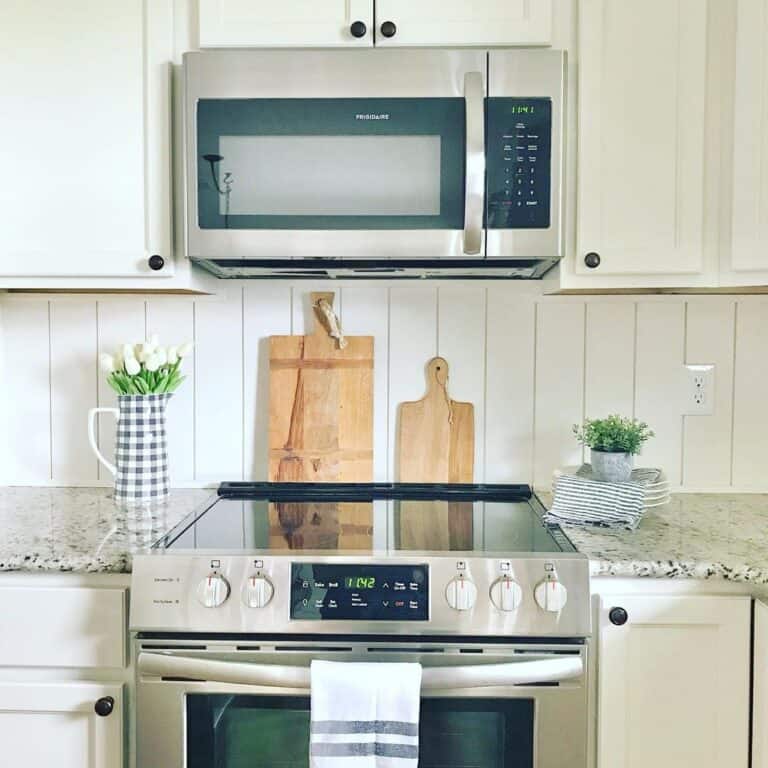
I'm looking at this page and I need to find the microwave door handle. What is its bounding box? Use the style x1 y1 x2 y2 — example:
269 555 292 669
137 653 582 690
463 71 485 256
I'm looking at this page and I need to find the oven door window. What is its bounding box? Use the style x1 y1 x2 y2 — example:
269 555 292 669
196 99 465 230
187 694 534 767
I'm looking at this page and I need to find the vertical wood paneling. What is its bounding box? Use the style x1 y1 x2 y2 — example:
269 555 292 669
485 288 535 484
635 302 685 485
194 286 243 482
438 285 486 481
339 284 390 481
533 302 585 489
2 301 51 482
50 300 98 484
389 285 438 480
242 284 292 480
584 301 636 418
684 300 736 487
732 300 768 487
145 299 195 484
95 299 146 481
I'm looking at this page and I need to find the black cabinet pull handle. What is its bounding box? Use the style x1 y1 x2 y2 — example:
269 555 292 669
609 607 629 626
380 20 397 37
94 696 115 717
584 252 601 269
350 20 367 37
148 254 165 271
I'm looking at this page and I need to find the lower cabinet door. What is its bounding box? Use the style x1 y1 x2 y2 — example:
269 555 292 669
755 601 768 768
0 681 123 767
597 595 750 768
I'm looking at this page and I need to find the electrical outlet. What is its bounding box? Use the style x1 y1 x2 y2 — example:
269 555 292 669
684 364 715 415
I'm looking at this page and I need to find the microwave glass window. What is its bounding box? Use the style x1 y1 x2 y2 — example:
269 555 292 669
196 98 465 230
186 695 534 768
217 135 441 217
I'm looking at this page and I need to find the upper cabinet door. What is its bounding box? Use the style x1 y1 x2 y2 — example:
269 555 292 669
598 594 750 768
199 0 374 47
0 0 173 279
374 0 552 47
576 0 709 277
729 0 768 274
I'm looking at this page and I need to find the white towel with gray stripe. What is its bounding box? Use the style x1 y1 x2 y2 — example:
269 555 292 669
310 660 422 768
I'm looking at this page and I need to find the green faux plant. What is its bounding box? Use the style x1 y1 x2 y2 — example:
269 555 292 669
572 415 654 455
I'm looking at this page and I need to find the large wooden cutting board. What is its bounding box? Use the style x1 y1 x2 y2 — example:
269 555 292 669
397 357 475 551
268 292 373 550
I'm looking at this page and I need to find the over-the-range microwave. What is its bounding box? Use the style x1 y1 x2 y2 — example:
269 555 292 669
183 49 565 279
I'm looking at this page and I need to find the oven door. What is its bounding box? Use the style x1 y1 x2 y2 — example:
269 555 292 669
136 638 588 768
184 50 486 260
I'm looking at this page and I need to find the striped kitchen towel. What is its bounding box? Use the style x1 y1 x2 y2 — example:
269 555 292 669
544 465 665 530
310 660 422 768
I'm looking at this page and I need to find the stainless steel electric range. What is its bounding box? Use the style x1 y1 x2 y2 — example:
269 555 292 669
131 483 591 768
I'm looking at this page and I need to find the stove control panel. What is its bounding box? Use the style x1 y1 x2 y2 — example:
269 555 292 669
290 563 429 621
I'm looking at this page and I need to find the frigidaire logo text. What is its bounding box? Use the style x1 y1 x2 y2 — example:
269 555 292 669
355 113 390 120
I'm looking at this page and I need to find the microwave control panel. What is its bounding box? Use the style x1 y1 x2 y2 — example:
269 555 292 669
486 97 552 230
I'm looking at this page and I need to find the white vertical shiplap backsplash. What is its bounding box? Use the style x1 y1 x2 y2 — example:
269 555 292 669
2 283 767 491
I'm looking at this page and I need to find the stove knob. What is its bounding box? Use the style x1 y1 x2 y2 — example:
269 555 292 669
197 574 230 608
445 576 478 611
244 575 274 609
534 579 568 613
490 576 523 612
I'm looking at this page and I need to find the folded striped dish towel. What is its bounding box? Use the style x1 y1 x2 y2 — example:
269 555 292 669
310 660 422 768
544 465 665 530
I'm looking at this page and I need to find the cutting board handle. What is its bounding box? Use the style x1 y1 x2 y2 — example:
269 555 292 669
425 356 450 393
310 292 347 349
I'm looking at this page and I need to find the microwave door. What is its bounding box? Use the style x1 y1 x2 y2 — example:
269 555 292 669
184 49 486 261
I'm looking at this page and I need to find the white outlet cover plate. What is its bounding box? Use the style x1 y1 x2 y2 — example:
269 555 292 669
684 364 715 415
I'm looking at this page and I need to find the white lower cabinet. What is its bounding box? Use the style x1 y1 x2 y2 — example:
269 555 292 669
597 594 750 768
0 681 123 768
754 601 768 768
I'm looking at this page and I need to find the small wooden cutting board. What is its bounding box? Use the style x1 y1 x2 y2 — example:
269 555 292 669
397 357 475 550
268 292 373 550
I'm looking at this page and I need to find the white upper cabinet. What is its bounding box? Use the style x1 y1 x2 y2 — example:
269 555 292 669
728 0 768 278
575 0 710 279
0 0 173 280
199 0 374 47
597 594 750 768
373 0 552 47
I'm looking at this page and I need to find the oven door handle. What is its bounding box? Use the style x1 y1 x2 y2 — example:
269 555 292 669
463 70 485 256
137 652 582 690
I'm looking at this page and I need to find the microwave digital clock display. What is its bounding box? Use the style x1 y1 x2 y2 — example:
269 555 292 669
291 563 429 621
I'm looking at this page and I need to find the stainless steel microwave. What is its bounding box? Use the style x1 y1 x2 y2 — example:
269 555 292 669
183 49 565 279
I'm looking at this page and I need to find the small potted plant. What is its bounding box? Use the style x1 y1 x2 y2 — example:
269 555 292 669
572 415 654 483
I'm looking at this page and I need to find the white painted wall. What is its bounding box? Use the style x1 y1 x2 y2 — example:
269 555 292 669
1 283 765 491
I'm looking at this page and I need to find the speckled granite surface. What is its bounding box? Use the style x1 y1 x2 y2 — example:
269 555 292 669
539 492 768 583
0 487 210 573
1 488 768 581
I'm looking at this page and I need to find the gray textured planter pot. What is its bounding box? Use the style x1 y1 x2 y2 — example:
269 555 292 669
591 449 634 483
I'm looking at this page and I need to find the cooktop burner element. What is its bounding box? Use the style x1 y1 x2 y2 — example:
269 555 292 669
130 483 590 638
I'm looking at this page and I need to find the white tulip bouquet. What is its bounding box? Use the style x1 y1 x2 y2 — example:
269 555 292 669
99 335 193 396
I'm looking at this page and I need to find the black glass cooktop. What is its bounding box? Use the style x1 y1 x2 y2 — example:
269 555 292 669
154 483 575 555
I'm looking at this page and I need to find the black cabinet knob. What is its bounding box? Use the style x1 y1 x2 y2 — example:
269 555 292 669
94 696 115 717
350 20 367 37
380 20 397 37
609 607 629 626
584 252 601 269
148 254 165 271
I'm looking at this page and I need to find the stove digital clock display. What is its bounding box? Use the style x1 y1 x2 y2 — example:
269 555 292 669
291 563 428 621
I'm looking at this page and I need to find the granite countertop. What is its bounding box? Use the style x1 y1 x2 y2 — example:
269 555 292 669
1 487 767 582
0 487 210 573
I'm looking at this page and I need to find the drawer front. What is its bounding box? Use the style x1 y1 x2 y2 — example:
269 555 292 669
0 587 126 668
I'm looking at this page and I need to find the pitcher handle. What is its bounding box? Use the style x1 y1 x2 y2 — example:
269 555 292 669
88 407 119 476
